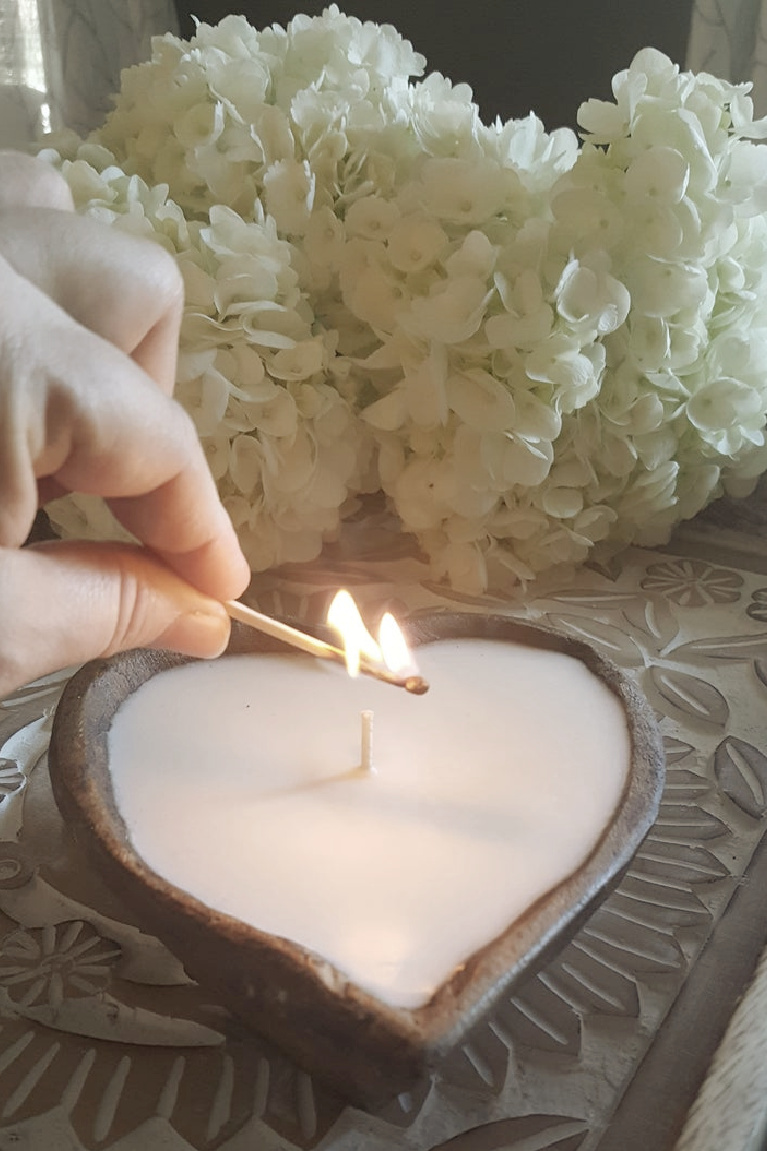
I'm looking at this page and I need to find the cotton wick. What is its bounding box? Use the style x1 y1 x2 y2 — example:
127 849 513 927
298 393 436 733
360 710 374 773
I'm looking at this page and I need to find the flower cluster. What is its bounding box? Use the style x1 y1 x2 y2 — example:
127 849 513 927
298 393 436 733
42 10 767 592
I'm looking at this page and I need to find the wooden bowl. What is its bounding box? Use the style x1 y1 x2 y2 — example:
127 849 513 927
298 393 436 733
49 612 664 1107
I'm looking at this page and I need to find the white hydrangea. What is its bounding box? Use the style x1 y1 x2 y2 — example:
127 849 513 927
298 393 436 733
40 20 767 591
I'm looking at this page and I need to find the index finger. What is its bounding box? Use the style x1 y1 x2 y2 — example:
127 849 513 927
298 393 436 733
3 268 249 600
0 207 183 394
51 334 250 600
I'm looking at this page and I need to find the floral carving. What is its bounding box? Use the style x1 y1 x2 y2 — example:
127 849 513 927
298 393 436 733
0 759 24 802
0 922 121 1010
641 560 743 607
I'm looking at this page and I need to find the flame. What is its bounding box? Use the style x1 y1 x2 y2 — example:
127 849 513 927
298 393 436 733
378 612 413 674
327 590 382 677
327 591 418 681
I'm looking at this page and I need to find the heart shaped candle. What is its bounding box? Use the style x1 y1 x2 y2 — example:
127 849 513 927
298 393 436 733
49 611 663 1106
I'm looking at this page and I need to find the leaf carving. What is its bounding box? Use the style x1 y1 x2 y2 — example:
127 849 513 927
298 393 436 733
374 1072 432 1128
545 945 639 1017
582 910 685 975
668 632 767 663
630 840 730 884
430 1115 588 1150
648 666 728 727
714 736 767 819
662 766 712 802
610 879 710 930
548 590 639 609
548 615 643 666
441 1025 512 1094
662 738 696 764
622 597 680 647
496 975 582 1055
652 802 728 842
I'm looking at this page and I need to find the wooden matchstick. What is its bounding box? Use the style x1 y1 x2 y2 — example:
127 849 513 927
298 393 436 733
224 601 429 695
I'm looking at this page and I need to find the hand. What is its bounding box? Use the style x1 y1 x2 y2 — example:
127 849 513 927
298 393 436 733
0 152 250 697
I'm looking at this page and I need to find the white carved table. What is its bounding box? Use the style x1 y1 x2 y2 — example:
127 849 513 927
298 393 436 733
2 492 767 1151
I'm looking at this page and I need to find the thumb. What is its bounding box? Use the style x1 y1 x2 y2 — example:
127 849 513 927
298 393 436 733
0 541 231 698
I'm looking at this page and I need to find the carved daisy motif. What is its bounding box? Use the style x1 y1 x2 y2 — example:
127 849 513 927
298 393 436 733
640 560 743 606
0 922 121 1010
0 758 24 801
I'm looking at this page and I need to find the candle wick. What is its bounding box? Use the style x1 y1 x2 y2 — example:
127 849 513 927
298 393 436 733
360 710 374 774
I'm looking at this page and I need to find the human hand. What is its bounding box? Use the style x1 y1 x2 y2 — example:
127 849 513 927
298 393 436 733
0 151 250 697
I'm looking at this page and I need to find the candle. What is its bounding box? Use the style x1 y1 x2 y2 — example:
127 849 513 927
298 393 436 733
107 637 630 1010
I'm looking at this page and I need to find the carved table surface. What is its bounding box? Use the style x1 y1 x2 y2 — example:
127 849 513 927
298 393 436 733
3 494 767 1151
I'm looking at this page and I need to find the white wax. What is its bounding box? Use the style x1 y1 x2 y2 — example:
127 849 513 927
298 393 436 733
108 639 630 1010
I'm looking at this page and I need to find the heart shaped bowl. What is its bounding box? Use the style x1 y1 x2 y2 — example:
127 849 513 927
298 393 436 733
49 611 664 1107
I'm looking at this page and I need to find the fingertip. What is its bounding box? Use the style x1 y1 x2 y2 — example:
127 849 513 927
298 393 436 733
227 548 253 601
107 469 252 604
0 541 239 699
156 533 251 604
204 503 252 599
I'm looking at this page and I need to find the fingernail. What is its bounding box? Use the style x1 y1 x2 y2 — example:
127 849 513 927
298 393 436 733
156 607 230 658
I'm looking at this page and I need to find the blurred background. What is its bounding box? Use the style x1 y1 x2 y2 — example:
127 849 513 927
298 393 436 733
175 0 695 129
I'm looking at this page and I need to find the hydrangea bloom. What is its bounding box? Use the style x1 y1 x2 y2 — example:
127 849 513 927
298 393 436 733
41 14 767 592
